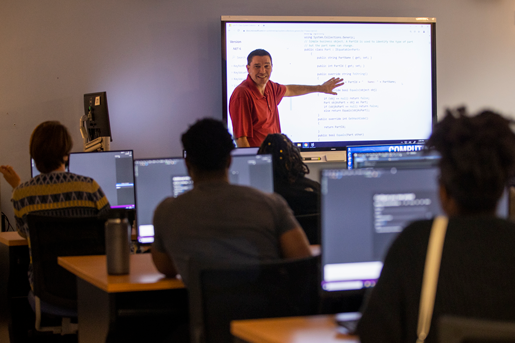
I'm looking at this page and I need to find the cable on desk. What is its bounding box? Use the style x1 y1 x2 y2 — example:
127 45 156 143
1 212 15 232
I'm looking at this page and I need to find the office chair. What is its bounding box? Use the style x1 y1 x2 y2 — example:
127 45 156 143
26 214 106 335
188 255 320 343
295 213 320 245
439 316 515 343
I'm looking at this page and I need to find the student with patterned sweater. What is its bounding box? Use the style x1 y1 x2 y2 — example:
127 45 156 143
1 121 109 286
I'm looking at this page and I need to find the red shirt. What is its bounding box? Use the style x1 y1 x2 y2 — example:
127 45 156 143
229 75 287 147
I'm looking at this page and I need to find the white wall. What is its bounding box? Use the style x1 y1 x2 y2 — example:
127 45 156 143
1 0 514 225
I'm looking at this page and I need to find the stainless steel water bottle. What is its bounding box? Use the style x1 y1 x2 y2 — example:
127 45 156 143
105 209 131 275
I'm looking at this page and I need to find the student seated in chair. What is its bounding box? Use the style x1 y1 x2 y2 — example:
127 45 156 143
0 121 110 287
258 133 320 216
357 108 515 343
151 118 312 286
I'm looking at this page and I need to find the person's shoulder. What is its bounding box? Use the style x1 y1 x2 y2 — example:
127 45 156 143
15 178 34 190
296 177 320 192
14 172 89 192
64 172 96 182
33 172 96 184
266 79 285 92
398 219 433 238
389 219 433 251
155 196 176 212
231 80 253 98
267 79 282 87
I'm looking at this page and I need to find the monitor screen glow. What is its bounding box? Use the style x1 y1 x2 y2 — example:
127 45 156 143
320 167 509 293
69 150 135 209
135 154 274 244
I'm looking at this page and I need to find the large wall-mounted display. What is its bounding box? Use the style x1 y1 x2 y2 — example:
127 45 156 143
222 16 437 151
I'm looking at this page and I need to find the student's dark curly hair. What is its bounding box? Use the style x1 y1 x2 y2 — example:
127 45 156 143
258 134 309 184
426 107 515 214
181 118 235 172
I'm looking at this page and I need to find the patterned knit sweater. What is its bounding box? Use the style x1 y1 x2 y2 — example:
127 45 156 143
11 171 110 286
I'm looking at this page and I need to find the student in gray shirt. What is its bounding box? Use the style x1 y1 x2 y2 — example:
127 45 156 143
151 118 312 286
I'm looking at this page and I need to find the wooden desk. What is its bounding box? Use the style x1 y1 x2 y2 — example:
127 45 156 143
0 232 28 246
231 315 359 343
58 254 185 343
58 254 184 293
0 232 138 246
0 232 31 343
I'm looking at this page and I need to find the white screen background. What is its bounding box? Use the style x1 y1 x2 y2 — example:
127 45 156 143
225 21 433 144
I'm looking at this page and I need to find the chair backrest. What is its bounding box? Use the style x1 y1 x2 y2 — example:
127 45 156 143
27 214 106 309
295 213 320 245
188 256 320 343
439 316 515 343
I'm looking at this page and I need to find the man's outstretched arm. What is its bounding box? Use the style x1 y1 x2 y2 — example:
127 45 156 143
284 77 344 97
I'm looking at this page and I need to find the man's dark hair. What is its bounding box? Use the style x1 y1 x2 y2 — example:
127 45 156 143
426 107 515 214
247 49 272 66
258 133 309 184
181 118 235 172
30 121 73 174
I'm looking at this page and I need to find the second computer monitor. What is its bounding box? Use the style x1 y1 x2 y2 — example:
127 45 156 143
135 154 273 244
346 143 440 170
69 150 135 209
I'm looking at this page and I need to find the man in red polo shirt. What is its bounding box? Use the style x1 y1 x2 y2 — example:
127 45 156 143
229 49 344 147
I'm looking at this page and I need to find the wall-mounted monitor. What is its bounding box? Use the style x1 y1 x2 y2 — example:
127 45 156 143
83 92 112 140
222 16 436 150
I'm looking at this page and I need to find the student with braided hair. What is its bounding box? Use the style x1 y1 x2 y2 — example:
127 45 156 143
258 133 320 216
356 108 515 343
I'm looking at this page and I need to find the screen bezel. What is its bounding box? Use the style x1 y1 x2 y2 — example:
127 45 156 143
221 16 437 151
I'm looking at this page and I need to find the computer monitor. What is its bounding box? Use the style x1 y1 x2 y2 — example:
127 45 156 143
231 147 259 156
83 92 112 140
229 154 274 192
69 150 135 209
320 167 509 294
31 158 39 178
134 158 189 244
135 154 274 244
347 144 440 170
347 143 426 169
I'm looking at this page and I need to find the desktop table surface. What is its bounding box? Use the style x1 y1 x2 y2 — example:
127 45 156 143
58 254 185 293
0 231 138 246
0 231 28 246
231 315 359 343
